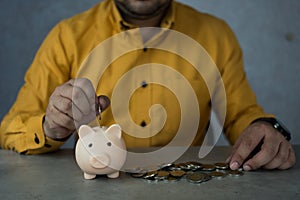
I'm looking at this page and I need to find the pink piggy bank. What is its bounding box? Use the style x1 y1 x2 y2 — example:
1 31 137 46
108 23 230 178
75 124 127 179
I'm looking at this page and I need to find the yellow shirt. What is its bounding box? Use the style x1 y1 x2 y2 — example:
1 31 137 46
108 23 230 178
0 0 273 154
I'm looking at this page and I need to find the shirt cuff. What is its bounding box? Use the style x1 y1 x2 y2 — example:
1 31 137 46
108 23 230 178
22 114 65 154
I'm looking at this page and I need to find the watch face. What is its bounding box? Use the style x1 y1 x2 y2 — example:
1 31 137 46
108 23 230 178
274 119 291 141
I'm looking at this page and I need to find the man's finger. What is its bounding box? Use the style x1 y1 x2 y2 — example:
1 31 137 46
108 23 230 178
71 78 96 105
98 95 110 112
242 139 279 170
46 105 75 131
278 147 296 170
262 141 288 169
228 133 264 170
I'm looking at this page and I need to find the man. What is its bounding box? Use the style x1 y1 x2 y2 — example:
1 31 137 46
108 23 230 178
0 0 296 171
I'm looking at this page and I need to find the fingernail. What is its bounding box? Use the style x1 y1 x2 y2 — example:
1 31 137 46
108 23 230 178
98 95 110 111
230 161 239 170
243 165 252 171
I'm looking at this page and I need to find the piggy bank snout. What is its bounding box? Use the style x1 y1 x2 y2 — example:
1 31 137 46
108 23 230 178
90 154 110 169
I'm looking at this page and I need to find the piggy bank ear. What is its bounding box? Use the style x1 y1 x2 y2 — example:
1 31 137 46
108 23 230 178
105 124 122 139
78 125 94 139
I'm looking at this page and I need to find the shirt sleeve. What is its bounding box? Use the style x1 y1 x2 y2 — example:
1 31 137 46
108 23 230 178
218 20 274 144
0 21 73 154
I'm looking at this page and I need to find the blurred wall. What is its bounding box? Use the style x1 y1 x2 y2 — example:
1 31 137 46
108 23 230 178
0 0 299 147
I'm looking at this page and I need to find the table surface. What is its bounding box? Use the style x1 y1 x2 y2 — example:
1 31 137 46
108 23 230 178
0 146 299 200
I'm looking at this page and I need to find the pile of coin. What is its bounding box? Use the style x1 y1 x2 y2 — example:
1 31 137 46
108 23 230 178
126 161 244 184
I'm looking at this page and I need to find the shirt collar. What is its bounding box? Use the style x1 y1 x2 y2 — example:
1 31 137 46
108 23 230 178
110 0 175 31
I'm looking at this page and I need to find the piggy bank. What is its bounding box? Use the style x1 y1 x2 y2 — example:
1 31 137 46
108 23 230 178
75 124 127 179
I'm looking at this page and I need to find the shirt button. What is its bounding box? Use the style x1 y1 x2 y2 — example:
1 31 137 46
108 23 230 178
34 133 40 144
140 121 147 127
141 81 148 88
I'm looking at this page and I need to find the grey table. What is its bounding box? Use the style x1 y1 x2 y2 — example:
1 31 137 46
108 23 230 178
0 146 299 200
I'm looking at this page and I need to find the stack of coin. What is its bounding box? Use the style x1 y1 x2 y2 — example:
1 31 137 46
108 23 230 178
126 161 244 184
186 172 211 183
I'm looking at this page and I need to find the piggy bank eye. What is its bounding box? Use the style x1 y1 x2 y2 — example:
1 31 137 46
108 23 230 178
88 143 93 148
107 142 112 147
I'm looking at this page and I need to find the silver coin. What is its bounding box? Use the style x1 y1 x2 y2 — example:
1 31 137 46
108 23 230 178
168 166 183 171
158 163 174 171
125 167 146 174
186 161 203 171
177 162 191 171
143 170 158 179
144 176 159 183
130 172 147 178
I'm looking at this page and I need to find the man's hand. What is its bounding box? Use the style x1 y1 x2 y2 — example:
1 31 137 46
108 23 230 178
43 78 110 140
227 121 296 171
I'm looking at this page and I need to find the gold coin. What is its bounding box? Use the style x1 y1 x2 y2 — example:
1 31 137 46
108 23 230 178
214 162 229 170
228 170 244 177
209 171 226 178
167 176 179 182
157 170 169 178
169 170 186 178
186 172 211 183
201 164 216 171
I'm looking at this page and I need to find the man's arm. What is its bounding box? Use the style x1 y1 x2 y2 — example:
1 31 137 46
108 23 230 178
0 23 72 154
217 20 295 170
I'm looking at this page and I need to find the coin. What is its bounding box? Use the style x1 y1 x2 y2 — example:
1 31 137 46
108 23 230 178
237 167 244 172
214 162 229 170
159 163 174 171
131 172 147 178
186 161 203 171
169 170 186 178
209 171 226 179
125 167 146 174
201 164 216 171
143 170 158 179
166 176 179 182
144 176 159 183
186 172 211 184
155 170 169 180
176 162 190 171
168 164 182 171
228 170 244 177
128 160 246 183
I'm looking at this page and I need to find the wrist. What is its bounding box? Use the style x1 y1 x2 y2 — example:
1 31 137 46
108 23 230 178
252 117 291 141
42 116 72 141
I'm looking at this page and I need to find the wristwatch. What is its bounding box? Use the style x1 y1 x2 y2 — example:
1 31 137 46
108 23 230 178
252 118 291 141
